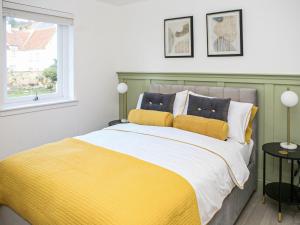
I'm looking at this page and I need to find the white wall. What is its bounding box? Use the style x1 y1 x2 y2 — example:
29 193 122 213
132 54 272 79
116 0 300 74
0 0 119 158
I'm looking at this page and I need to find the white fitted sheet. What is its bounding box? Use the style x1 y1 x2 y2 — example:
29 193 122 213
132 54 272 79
76 123 250 225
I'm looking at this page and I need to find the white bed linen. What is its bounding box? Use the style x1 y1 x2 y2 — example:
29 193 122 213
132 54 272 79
227 138 254 165
76 123 250 225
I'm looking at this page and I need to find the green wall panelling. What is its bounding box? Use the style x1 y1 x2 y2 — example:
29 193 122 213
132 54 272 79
118 72 300 187
150 80 182 85
119 78 150 118
184 81 217 87
118 78 126 119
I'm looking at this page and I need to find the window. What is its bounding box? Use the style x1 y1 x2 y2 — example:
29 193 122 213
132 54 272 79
1 1 74 110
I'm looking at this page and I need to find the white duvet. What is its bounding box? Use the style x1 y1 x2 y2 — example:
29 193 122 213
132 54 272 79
76 123 250 225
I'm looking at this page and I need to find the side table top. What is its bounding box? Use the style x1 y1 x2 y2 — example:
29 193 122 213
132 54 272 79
262 142 300 160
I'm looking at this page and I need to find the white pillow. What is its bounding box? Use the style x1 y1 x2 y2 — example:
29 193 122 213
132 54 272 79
184 91 253 143
136 90 188 116
227 101 253 143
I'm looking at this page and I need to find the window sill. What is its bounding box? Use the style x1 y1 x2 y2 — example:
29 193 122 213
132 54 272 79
0 99 78 117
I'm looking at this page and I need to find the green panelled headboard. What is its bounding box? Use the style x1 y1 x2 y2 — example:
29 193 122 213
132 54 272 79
117 72 300 187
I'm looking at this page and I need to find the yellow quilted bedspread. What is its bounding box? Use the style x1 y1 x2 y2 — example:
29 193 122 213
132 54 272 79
0 138 201 225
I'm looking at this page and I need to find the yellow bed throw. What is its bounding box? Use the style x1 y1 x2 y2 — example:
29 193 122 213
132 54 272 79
0 138 201 225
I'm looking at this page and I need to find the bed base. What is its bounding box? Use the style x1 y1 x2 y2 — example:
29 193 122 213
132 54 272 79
208 160 257 225
0 206 30 225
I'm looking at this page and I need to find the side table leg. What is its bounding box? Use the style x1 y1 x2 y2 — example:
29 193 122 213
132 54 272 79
291 159 294 203
278 157 282 222
263 152 266 204
278 213 282 222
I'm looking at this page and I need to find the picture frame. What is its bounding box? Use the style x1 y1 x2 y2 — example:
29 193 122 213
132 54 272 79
164 16 194 58
206 9 243 57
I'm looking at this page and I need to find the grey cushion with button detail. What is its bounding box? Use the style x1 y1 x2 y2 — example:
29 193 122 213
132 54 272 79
141 92 176 113
187 95 231 121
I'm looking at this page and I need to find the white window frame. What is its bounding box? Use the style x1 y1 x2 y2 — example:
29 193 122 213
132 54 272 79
0 1 75 113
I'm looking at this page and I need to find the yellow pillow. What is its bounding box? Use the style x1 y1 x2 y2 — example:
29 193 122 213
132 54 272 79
245 106 258 144
173 115 229 141
128 109 173 127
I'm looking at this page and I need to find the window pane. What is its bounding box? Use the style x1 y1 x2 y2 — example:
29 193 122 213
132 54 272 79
6 17 58 98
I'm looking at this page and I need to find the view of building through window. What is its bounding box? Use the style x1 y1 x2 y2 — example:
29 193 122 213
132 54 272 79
6 17 58 98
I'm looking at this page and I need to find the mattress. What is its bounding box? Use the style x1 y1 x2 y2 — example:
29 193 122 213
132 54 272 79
76 123 250 225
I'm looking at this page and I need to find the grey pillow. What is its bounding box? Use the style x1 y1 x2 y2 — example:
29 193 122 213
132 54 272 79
187 95 231 121
141 92 176 113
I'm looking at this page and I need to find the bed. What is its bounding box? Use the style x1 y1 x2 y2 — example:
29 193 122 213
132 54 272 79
0 84 257 225
146 84 258 225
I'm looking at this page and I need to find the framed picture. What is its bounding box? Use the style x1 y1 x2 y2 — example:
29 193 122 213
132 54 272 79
164 16 194 58
206 9 243 57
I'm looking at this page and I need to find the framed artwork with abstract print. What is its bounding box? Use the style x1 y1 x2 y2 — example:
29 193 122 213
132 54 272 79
164 16 194 58
206 10 243 57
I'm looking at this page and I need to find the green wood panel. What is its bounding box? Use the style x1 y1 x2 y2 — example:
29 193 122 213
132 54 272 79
118 78 126 119
127 80 149 114
150 80 182 85
184 81 217 87
118 72 300 188
118 79 149 118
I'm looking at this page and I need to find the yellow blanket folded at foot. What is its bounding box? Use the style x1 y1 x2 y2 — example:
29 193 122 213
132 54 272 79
0 139 201 225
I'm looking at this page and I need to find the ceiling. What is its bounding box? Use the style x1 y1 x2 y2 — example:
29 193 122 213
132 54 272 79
97 0 147 5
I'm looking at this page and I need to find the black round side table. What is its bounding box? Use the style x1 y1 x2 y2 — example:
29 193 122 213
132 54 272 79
108 120 128 127
262 143 300 222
